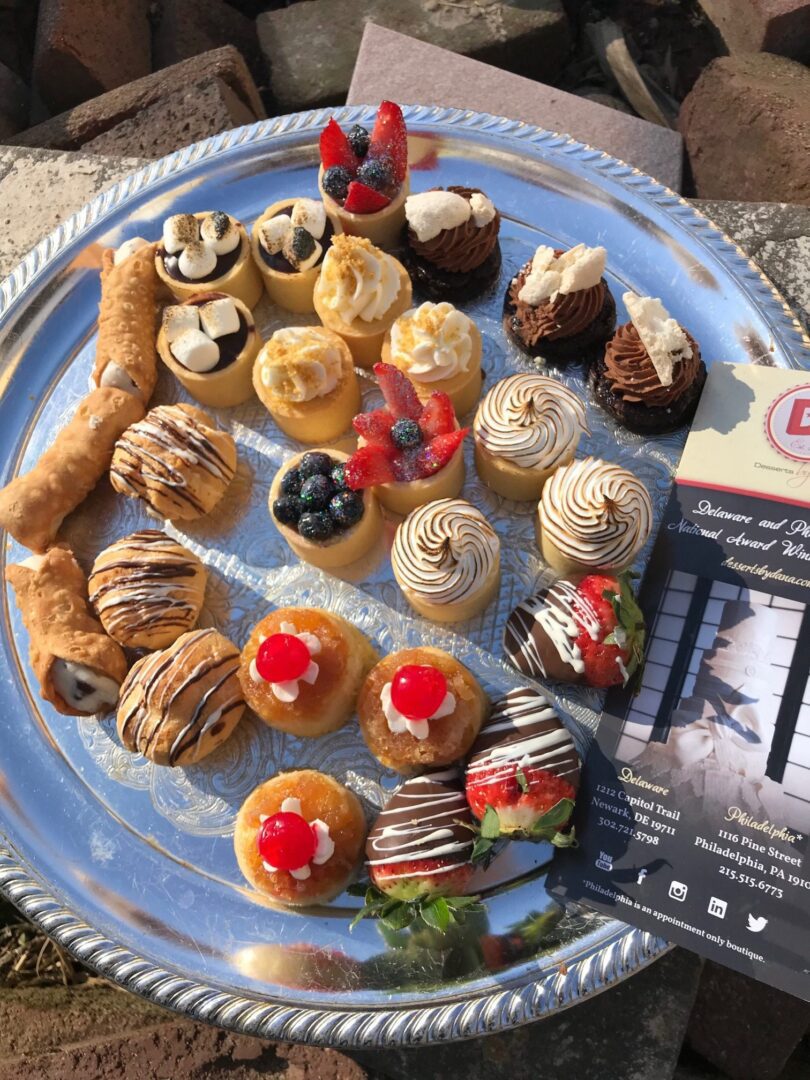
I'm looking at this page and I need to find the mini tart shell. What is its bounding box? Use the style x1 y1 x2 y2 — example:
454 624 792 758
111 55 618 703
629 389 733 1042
234 769 366 906
253 329 361 444
156 292 261 408
380 316 483 417
365 436 466 517
397 558 501 624
318 164 410 250
358 646 489 774
534 512 629 576
238 607 378 737
269 449 382 570
312 254 413 370
250 198 341 313
155 212 263 309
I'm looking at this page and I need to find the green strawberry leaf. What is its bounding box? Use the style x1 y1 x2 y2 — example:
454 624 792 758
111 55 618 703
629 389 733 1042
551 828 578 849
471 834 497 865
420 897 451 932
346 881 370 898
480 805 501 840
381 904 416 931
533 797 575 831
516 768 529 793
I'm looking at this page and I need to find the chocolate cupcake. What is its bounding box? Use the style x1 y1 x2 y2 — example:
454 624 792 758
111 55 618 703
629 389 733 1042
503 244 616 365
590 292 707 434
402 187 501 301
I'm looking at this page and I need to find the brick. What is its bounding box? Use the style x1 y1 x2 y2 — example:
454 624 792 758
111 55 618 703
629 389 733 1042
8 46 265 152
697 1 810 63
152 0 266 92
0 61 29 139
32 0 152 113
82 75 257 159
258 0 570 112
679 53 810 205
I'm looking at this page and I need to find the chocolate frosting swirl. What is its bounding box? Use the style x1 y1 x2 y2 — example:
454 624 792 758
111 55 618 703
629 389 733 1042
508 257 606 343
603 322 701 405
409 186 500 273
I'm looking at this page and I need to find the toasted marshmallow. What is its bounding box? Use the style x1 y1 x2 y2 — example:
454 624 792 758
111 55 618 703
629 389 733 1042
170 328 220 372
200 211 240 255
163 214 199 254
283 230 322 272
162 304 200 343
259 214 292 255
199 297 240 339
291 198 326 240
179 240 217 280
114 237 149 266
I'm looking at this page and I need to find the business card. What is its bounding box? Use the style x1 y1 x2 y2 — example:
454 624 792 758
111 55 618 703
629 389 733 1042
549 363 810 1000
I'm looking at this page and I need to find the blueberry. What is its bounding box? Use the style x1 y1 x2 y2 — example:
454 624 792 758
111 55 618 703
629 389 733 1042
289 226 316 264
280 466 302 497
330 462 348 490
348 124 370 159
300 474 335 511
329 490 364 529
322 165 352 202
390 417 423 450
356 157 392 193
299 451 334 479
298 511 334 541
272 495 302 527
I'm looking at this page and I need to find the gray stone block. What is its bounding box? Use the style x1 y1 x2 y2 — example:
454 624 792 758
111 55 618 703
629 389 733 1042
0 61 29 139
152 0 266 93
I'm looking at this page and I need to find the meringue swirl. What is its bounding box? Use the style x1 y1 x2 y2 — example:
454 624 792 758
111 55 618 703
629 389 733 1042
318 234 401 324
539 457 652 569
392 498 500 606
475 373 590 471
389 302 474 383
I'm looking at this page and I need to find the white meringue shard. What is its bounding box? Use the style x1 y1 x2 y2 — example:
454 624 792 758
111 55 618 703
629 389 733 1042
404 190 470 242
623 292 692 387
518 244 606 306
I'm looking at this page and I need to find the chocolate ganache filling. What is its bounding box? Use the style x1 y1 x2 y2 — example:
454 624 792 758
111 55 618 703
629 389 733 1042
508 253 606 343
409 186 499 274
259 204 334 274
603 322 701 406
187 292 249 372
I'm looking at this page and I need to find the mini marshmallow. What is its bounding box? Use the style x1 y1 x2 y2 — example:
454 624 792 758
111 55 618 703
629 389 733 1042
283 230 322 273
163 214 199 254
405 191 470 242
259 214 292 255
162 304 200 343
200 211 240 256
179 240 217 280
469 192 496 227
114 237 149 266
199 297 240 339
170 328 221 373
291 198 326 240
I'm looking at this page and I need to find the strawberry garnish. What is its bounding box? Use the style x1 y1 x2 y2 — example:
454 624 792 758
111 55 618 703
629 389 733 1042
374 362 423 420
319 117 359 171
368 100 408 184
415 428 468 476
344 444 396 490
418 391 456 438
575 572 645 689
352 407 396 450
466 762 574 825
342 180 391 214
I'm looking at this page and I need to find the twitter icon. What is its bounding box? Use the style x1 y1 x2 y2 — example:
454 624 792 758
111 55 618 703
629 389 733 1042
747 914 768 933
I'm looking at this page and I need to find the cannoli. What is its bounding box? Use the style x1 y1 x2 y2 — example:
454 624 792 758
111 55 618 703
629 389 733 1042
0 387 145 552
91 242 159 403
6 545 127 716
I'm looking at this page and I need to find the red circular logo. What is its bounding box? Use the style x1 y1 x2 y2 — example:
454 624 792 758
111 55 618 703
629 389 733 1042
765 385 810 462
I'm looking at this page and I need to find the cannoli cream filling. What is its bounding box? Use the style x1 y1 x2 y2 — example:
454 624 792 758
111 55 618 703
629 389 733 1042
52 659 119 714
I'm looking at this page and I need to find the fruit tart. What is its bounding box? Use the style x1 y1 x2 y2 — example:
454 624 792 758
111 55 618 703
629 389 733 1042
465 688 580 848
235 770 366 907
155 211 263 309
251 196 338 313
344 362 467 517
269 449 383 570
318 101 409 249
238 607 378 737
357 647 488 774
504 571 646 689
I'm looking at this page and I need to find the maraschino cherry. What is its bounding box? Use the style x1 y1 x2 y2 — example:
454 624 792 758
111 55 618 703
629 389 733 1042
258 811 316 871
255 633 310 684
390 665 448 720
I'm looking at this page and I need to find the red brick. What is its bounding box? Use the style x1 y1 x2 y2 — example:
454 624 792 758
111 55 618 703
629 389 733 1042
697 0 810 63
152 0 266 92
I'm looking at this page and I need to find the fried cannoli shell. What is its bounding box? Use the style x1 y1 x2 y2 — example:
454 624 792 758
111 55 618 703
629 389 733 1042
92 244 158 404
6 546 127 716
0 387 145 552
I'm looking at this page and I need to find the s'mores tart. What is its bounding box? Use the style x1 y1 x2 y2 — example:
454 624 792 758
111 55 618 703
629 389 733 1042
504 244 615 364
318 101 409 249
253 326 360 444
238 607 378 737
235 770 366 907
251 197 337 313
392 499 501 623
381 301 483 417
591 292 707 434
536 456 652 574
117 628 245 766
312 235 412 369
155 211 262 309
157 292 261 407
269 449 382 570
110 404 237 521
358 647 488 774
89 530 207 651
403 187 501 301
474 374 590 501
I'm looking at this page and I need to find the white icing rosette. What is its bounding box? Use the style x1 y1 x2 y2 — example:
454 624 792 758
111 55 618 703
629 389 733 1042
318 235 401 324
389 302 474 382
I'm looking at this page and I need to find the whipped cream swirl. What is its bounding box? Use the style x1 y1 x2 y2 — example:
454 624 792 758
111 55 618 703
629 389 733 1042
475 373 589 470
539 457 652 569
392 498 500 606
319 235 400 324
389 302 474 383
258 327 342 402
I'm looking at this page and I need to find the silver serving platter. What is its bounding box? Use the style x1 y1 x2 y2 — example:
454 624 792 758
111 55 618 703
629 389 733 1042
0 107 808 1049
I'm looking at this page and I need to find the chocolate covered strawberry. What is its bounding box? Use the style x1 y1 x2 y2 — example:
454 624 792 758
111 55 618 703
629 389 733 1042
504 571 645 689
320 101 408 213
465 688 580 853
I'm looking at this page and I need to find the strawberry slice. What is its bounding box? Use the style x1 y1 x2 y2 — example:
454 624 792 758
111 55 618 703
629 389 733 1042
415 428 468 477
374 362 423 420
344 444 396 490
352 407 396 450
343 180 391 214
466 763 575 831
369 100 408 184
575 573 645 688
418 391 456 439
319 118 359 171
370 857 473 902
